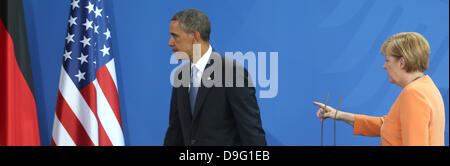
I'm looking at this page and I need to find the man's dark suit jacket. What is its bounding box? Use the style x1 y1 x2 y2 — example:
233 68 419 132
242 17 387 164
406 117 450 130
164 51 267 146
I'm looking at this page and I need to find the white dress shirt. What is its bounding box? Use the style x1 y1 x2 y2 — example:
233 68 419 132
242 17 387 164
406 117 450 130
190 44 212 90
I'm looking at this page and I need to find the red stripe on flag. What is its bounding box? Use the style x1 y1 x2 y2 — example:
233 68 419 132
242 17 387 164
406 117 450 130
79 83 97 115
55 92 95 146
96 66 122 128
0 18 40 146
79 83 113 146
51 139 56 146
97 121 113 146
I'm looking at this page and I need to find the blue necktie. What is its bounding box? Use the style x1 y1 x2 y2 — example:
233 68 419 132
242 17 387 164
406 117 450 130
189 66 199 114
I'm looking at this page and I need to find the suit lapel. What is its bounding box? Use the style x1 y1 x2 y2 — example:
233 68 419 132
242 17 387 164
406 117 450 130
176 62 193 122
177 86 192 121
177 86 192 145
174 62 193 145
192 52 219 121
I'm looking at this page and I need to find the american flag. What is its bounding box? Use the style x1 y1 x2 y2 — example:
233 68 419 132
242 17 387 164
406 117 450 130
51 0 124 146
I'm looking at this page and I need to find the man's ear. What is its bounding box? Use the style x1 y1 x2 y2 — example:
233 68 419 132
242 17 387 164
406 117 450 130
192 31 202 43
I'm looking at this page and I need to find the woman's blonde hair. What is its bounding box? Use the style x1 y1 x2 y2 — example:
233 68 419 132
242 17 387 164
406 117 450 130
381 32 430 72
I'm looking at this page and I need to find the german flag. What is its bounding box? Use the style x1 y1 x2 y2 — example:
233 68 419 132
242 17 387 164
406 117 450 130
0 0 40 146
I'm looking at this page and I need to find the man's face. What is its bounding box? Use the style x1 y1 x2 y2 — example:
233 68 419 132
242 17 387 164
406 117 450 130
169 20 194 59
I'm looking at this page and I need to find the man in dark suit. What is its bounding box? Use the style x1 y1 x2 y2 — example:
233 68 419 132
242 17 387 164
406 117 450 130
164 8 266 146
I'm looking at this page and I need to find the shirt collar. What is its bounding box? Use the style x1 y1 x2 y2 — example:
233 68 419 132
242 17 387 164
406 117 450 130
191 44 212 73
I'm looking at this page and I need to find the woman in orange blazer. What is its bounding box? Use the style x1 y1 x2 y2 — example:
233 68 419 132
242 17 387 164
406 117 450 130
314 32 445 146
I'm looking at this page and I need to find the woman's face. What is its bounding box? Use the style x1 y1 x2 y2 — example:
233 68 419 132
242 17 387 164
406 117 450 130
383 53 404 86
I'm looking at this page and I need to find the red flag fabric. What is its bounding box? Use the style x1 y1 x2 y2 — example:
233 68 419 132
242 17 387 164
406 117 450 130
0 0 41 146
